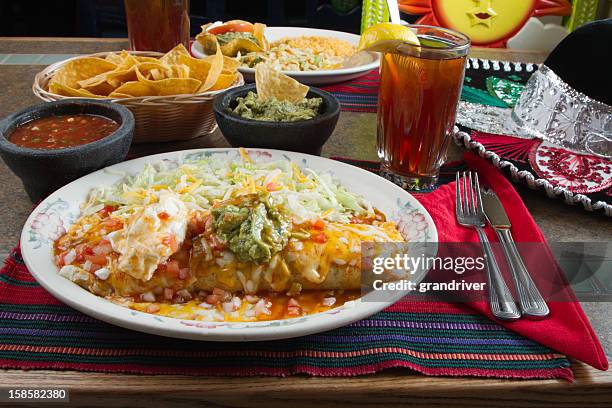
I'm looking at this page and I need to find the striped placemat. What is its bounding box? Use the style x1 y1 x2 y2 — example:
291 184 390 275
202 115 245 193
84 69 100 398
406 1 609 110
322 69 380 112
0 159 572 380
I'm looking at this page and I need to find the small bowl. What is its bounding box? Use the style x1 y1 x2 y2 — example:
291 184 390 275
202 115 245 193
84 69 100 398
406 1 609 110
213 84 340 155
0 99 134 202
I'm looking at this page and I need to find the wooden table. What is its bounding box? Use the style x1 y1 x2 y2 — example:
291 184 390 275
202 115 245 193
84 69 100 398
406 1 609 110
0 38 610 407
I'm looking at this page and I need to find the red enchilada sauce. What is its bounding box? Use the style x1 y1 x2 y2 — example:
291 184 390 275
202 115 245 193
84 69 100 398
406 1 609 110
10 114 119 149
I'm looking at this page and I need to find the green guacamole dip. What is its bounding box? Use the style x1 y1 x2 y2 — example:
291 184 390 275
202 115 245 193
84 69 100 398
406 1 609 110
216 32 259 46
231 91 323 122
211 194 291 263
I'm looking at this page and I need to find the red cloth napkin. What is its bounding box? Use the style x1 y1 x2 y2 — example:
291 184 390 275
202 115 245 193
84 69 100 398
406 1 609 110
412 152 608 370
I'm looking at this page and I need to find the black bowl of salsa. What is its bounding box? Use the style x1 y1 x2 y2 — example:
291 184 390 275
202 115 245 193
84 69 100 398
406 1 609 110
0 99 134 202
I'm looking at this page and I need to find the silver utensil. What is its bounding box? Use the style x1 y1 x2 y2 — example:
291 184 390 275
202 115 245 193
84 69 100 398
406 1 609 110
481 189 550 318
455 172 521 320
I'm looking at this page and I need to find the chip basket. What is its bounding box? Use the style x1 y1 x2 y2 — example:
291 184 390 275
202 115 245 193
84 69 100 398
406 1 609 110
32 50 244 143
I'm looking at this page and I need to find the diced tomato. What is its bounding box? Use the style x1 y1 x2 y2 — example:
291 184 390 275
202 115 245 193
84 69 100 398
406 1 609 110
178 268 190 280
102 217 123 231
208 21 253 35
206 294 220 305
92 240 112 256
158 211 170 220
209 234 225 250
161 234 179 253
187 220 201 236
182 239 193 250
165 260 180 277
171 248 190 265
266 182 281 192
166 260 180 276
313 218 325 230
204 215 214 234
85 253 107 265
287 306 301 316
212 287 231 302
99 205 117 216
163 288 174 300
213 287 226 297
83 245 94 255
89 263 103 273
312 232 328 243
146 304 161 313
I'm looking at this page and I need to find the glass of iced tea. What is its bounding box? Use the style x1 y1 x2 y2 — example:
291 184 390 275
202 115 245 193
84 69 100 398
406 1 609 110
124 0 190 53
377 25 470 190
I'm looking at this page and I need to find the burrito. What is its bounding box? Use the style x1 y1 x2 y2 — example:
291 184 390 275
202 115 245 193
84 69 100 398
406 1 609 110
53 150 407 321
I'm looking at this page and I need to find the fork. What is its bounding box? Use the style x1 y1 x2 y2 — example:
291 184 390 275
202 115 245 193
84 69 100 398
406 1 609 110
455 171 521 320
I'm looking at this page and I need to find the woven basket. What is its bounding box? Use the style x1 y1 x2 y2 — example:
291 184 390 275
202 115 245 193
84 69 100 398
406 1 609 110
32 51 244 143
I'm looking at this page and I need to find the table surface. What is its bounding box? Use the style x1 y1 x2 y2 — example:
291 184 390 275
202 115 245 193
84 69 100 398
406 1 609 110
0 38 610 407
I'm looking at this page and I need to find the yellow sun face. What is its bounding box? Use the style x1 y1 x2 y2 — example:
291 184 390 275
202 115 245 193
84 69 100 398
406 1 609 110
431 0 536 45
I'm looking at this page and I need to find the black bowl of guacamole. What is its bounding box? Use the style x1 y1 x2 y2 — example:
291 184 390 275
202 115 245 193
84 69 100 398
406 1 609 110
213 84 340 155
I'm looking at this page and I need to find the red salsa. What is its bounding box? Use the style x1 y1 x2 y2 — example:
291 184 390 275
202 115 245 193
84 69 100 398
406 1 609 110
9 114 119 149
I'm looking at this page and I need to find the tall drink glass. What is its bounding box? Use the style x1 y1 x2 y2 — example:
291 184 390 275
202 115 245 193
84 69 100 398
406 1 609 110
124 0 190 53
377 25 470 190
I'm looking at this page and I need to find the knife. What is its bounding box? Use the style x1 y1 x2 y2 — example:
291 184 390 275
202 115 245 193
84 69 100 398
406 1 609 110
481 189 550 318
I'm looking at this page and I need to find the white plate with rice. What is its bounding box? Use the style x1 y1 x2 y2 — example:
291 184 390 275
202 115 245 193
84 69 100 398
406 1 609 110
191 26 380 85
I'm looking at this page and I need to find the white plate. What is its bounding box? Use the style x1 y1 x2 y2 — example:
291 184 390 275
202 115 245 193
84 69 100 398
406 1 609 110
21 148 437 341
191 26 380 85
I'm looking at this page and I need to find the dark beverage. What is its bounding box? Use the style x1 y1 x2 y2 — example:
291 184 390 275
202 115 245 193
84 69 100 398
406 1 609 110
377 26 469 190
124 0 190 53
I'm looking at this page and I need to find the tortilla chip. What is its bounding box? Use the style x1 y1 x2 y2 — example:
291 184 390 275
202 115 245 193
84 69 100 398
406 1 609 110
171 64 190 79
255 64 308 103
135 68 201 95
134 56 160 63
105 53 124 65
116 54 140 71
49 57 116 89
253 23 268 51
209 73 238 91
77 52 141 88
197 42 224 92
196 32 219 55
108 92 135 99
112 81 156 97
220 39 262 57
160 44 191 65
222 56 241 71
49 82 105 98
76 72 107 89
106 66 139 88
152 78 202 95
175 54 210 82
137 62 171 79
84 82 115 96
49 44 237 100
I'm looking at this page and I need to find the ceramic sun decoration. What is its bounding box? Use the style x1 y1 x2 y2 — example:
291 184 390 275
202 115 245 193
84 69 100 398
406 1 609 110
398 0 572 47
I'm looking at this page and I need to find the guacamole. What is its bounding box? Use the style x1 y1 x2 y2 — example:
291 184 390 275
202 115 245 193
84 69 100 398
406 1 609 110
216 32 259 47
212 194 290 263
231 91 323 122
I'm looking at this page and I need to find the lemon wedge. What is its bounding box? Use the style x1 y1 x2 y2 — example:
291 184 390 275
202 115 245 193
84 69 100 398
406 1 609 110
359 22 420 53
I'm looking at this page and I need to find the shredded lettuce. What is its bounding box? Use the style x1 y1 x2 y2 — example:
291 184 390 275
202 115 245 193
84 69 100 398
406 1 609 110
82 151 372 223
